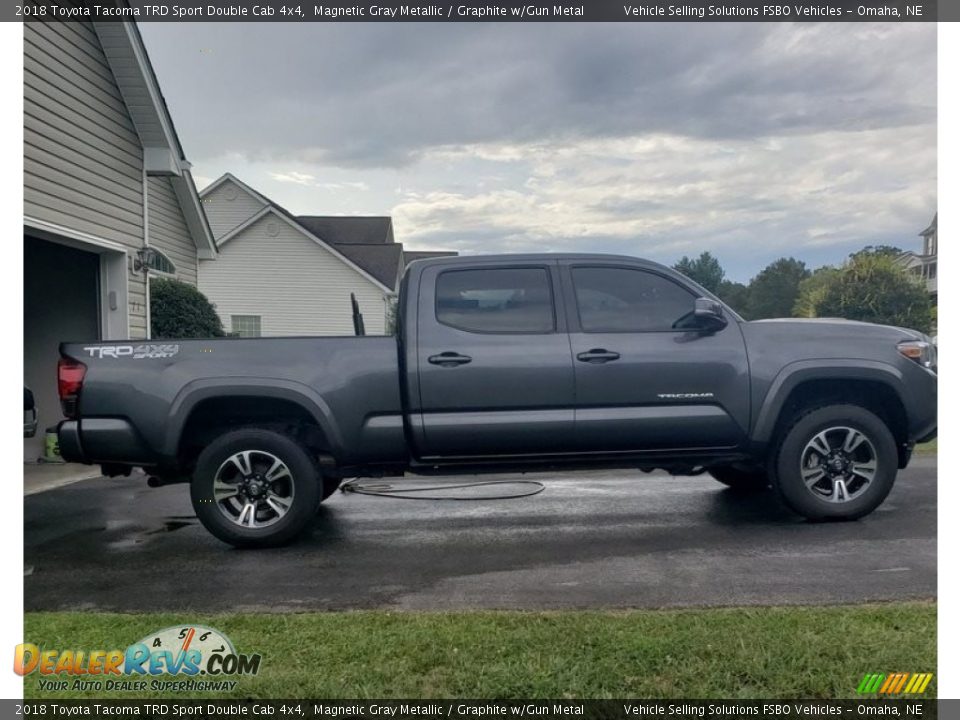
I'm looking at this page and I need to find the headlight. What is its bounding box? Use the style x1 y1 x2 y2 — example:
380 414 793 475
897 340 937 372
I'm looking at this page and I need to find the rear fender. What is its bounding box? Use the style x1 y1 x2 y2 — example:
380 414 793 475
164 378 343 460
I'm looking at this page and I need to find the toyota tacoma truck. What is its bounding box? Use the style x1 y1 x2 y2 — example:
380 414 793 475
56 254 937 547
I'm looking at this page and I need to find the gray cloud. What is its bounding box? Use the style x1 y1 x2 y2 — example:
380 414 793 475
140 22 936 281
143 23 935 168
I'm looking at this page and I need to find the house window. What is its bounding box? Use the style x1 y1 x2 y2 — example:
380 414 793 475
137 247 176 276
231 315 261 337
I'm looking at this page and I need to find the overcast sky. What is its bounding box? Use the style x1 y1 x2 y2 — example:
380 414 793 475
140 22 936 283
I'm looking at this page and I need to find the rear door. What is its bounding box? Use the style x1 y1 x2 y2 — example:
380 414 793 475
413 261 575 459
562 262 750 452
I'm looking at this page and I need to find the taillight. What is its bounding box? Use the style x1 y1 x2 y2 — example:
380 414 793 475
58 357 86 418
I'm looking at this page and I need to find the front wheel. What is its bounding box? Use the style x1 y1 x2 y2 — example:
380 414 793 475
772 404 897 521
191 428 321 548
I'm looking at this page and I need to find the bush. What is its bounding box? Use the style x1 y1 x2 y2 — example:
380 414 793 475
793 266 841 318
150 278 224 339
804 254 931 333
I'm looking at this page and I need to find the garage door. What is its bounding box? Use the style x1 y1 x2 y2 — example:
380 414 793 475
23 237 101 460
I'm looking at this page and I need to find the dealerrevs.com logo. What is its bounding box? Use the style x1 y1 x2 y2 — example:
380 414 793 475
15 625 261 693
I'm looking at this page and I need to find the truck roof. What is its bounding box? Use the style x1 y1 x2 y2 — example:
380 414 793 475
407 252 664 267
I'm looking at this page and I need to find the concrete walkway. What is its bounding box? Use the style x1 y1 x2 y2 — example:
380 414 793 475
23 462 102 496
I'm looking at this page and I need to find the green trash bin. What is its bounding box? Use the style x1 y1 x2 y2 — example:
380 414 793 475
43 427 63 463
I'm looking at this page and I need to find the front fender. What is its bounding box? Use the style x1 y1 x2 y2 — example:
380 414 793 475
163 378 344 460
750 359 906 444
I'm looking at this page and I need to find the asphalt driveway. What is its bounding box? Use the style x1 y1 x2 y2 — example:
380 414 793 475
24 458 936 612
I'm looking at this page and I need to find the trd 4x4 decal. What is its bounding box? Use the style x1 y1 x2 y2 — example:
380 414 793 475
83 344 180 360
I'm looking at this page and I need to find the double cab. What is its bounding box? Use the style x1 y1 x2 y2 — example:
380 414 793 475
57 254 937 547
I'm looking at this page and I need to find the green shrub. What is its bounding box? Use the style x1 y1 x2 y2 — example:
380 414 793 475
150 278 224 339
807 254 931 333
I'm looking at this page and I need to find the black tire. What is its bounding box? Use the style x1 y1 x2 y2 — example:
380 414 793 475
319 476 342 505
708 465 769 492
771 404 897 521
191 428 321 548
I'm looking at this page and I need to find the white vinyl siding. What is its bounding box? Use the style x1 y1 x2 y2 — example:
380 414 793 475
201 180 267 240
199 213 389 336
148 176 198 286
23 21 147 338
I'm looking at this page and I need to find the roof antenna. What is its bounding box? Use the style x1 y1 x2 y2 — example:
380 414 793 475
351 293 366 336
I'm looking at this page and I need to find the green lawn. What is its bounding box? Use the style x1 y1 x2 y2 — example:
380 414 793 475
916 439 938 455
23 603 935 699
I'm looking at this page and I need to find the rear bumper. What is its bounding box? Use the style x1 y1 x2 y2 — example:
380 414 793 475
57 419 154 465
57 420 85 462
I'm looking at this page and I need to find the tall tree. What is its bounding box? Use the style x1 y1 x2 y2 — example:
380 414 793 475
851 245 904 259
805 254 931 333
673 252 725 294
746 258 810 319
716 280 751 318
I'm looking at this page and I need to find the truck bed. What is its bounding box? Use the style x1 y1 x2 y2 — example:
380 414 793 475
59 335 406 468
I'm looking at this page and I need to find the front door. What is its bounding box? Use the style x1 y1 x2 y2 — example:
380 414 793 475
563 263 750 452
414 262 575 459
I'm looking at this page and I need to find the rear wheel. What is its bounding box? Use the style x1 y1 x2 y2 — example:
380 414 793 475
771 404 897 521
191 428 320 548
708 465 769 492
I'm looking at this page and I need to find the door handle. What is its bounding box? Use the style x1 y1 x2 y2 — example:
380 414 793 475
576 348 620 364
428 352 473 367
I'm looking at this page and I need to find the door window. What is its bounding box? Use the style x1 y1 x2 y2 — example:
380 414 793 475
571 267 696 332
436 268 555 333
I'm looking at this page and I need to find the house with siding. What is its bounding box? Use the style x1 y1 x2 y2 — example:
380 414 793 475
24 20 215 457
897 213 938 299
199 174 455 337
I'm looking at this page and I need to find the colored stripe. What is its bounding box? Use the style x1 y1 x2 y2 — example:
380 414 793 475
886 673 904 694
904 674 920 693
893 673 909 693
860 672 933 695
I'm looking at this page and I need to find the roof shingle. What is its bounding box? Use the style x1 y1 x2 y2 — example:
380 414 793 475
296 216 394 245
332 243 403 289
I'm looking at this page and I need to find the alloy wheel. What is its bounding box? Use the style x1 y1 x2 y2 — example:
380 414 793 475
213 450 296 528
799 426 878 504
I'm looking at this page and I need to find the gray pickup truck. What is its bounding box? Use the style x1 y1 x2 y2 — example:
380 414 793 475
57 254 937 547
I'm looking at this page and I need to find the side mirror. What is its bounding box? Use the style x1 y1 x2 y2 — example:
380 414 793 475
694 297 728 332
